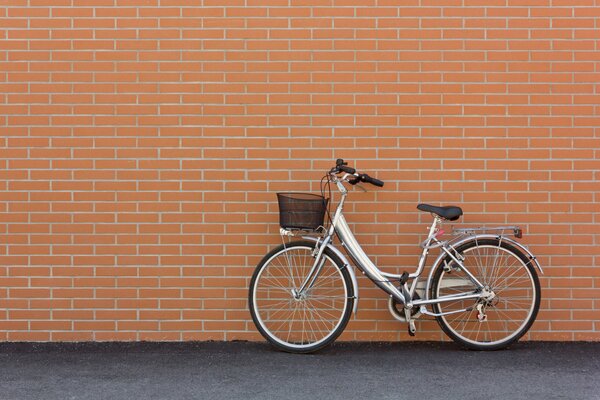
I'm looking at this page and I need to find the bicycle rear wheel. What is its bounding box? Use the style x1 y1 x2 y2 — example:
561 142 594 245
430 239 540 350
249 241 354 353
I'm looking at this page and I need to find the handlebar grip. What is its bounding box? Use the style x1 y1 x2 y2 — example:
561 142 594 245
339 165 356 174
360 174 384 188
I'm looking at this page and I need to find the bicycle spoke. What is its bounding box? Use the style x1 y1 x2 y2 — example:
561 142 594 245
305 299 343 321
303 301 332 332
490 266 529 291
257 299 292 309
258 277 291 290
490 252 522 285
497 297 533 309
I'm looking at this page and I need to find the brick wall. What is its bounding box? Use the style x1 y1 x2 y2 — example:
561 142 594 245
1 0 598 341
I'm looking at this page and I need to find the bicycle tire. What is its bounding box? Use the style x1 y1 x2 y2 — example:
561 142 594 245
249 240 354 353
430 238 541 350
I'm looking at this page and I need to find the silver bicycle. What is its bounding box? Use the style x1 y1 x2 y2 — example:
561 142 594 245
249 159 542 353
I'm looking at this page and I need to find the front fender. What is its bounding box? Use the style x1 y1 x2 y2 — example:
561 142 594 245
424 234 544 300
302 236 359 315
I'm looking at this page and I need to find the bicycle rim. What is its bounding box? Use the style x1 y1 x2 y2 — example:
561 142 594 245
251 245 350 351
434 243 539 348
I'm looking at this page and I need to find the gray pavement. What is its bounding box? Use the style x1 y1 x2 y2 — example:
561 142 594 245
0 341 599 400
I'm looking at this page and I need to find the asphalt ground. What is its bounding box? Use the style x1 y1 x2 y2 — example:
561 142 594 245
0 341 598 400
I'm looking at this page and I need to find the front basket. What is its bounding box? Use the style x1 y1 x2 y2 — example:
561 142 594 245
277 192 328 231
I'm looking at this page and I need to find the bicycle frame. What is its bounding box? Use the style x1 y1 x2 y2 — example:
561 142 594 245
293 173 543 318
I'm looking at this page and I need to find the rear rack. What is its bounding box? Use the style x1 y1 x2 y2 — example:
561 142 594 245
452 226 523 239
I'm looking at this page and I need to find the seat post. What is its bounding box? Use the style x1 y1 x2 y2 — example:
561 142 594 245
426 216 442 243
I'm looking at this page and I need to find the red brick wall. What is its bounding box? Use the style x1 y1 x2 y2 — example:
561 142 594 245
1 0 598 341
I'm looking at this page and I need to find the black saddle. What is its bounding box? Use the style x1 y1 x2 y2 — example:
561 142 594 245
417 204 463 221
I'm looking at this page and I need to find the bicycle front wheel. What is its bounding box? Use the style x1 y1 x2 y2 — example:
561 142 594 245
249 241 354 353
430 239 541 350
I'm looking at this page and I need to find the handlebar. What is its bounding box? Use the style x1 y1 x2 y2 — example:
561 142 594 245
331 159 385 188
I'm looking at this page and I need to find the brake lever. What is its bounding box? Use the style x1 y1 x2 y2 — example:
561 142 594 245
355 183 367 192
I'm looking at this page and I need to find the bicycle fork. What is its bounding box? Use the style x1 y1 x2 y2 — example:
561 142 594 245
295 235 332 297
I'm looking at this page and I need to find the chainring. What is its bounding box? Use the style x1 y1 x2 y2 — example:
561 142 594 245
388 291 423 322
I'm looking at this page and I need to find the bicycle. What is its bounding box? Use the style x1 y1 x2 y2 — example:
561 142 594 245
249 159 542 353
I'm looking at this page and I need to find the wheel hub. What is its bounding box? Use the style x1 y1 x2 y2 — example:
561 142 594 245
481 285 496 302
291 288 308 301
